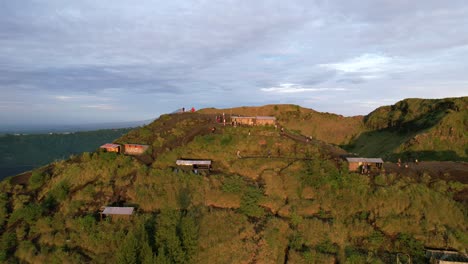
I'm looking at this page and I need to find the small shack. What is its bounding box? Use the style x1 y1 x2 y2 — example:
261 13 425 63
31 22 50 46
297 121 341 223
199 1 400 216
100 143 121 153
124 144 149 155
426 249 468 263
100 206 134 221
256 116 276 125
231 116 256 125
345 157 383 172
176 159 212 174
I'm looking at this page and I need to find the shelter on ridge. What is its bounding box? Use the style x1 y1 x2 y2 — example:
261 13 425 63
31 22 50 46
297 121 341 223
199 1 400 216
231 116 256 125
100 143 121 153
124 144 149 155
255 116 276 125
176 159 212 173
345 157 383 172
99 206 134 221
231 116 276 126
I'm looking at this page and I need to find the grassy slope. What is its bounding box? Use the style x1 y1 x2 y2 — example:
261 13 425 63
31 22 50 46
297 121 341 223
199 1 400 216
345 97 468 161
199 104 365 145
0 110 466 263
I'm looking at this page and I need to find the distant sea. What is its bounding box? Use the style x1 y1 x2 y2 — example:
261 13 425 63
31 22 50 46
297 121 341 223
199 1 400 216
0 119 153 135
0 166 35 181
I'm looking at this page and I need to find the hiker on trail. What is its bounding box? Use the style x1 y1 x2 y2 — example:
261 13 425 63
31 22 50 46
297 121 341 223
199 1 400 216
191 107 195 112
248 130 251 136
223 118 226 126
211 127 216 133
182 107 185 112
415 158 419 164
237 150 241 158
268 150 271 158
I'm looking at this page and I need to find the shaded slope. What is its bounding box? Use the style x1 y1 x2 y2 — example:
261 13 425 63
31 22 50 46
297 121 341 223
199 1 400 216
344 97 467 161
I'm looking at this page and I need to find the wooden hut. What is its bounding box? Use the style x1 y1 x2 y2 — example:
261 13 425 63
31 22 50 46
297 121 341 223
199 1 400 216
231 116 255 125
345 157 383 172
176 159 212 174
100 143 121 153
124 144 149 155
255 116 276 125
100 206 134 221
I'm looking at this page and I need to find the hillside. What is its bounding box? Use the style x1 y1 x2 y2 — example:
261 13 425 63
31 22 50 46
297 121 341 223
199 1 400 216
0 105 466 263
0 128 133 180
199 105 365 145
345 97 468 161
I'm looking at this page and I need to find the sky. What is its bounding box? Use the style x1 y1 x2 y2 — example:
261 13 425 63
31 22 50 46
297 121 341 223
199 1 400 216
1 0 467 126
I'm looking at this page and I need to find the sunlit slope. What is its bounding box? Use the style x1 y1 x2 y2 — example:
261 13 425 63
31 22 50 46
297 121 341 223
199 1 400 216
0 103 466 263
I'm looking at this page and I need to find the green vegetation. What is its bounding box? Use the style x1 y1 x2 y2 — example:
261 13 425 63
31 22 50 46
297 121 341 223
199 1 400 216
0 99 466 263
345 97 468 161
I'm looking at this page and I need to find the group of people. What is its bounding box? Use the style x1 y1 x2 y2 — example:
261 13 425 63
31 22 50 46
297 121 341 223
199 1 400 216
361 163 371 174
181 107 196 113
215 113 227 126
397 158 419 168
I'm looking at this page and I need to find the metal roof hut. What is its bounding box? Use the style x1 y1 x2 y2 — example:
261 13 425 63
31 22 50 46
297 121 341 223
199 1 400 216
231 116 255 125
345 157 383 172
255 116 276 125
100 143 121 153
100 206 134 221
176 159 212 174
124 144 149 155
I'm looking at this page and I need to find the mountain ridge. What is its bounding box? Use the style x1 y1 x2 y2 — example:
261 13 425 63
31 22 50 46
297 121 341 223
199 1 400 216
0 96 466 263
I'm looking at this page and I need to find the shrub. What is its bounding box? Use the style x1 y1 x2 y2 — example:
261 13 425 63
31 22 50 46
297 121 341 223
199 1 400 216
239 186 264 218
316 239 338 254
8 203 43 226
29 170 48 190
222 175 244 193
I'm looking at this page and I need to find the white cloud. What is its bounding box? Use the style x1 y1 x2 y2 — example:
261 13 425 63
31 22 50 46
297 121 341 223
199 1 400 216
81 104 114 110
261 83 348 93
55 96 73 101
319 53 392 73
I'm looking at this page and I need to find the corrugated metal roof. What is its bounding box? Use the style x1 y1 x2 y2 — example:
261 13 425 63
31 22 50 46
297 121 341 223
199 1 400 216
176 160 212 166
346 157 384 163
100 143 120 148
232 116 255 119
256 116 276 120
102 207 134 215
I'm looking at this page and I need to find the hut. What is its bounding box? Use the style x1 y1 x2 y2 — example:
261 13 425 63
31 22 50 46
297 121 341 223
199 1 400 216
100 143 121 153
100 206 134 221
345 157 383 172
124 144 149 155
176 159 212 174
426 249 468 263
231 116 255 125
256 116 276 125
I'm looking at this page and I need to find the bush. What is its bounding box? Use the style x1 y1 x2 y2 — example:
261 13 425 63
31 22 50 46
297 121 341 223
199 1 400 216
8 203 43 226
29 170 48 190
239 186 264 218
316 239 338 254
222 175 245 193
50 180 70 202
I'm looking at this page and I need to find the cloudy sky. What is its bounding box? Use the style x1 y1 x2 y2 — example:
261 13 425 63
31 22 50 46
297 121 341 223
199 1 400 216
1 0 467 126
